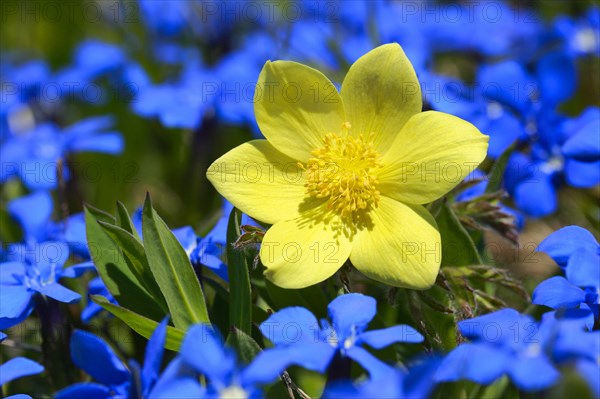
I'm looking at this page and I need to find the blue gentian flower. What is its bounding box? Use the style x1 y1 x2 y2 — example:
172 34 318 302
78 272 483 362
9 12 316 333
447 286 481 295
435 308 561 391
254 293 423 380
552 6 600 57
324 355 441 399
150 324 278 398
0 242 93 330
7 191 89 258
55 317 168 399
1 116 123 189
533 226 599 326
0 333 44 399
132 60 214 129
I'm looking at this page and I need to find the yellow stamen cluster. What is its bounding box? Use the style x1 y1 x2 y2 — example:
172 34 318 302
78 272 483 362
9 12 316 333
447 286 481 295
303 130 382 219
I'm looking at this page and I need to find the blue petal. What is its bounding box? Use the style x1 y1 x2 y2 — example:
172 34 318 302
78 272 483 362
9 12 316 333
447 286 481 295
68 133 124 155
538 226 598 267
562 116 600 162
482 112 526 159
54 383 112 399
345 346 396 380
0 332 6 341
514 172 557 217
180 324 235 383
142 317 169 396
554 325 599 363
577 359 600 398
63 116 114 139
0 357 44 385
34 283 80 304
458 308 526 344
8 191 53 241
260 307 319 346
566 246 600 288
70 330 129 386
404 355 443 399
242 342 336 385
537 51 577 105
61 262 95 278
435 343 510 385
565 160 600 188
148 357 205 399
172 226 197 257
328 294 376 342
0 262 26 284
0 285 33 329
32 242 70 274
532 276 586 308
6 395 33 399
478 61 533 112
507 355 559 391
359 325 424 349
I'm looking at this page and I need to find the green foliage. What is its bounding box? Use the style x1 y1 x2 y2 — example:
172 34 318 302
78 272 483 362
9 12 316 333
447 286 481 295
226 208 253 334
91 295 185 351
84 205 165 321
142 194 210 329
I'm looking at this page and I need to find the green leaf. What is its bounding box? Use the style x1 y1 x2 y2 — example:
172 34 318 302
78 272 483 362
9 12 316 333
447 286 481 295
226 208 252 334
485 140 517 194
436 203 483 267
225 327 262 364
91 295 185 351
98 221 168 313
115 201 140 239
142 194 210 329
85 206 164 321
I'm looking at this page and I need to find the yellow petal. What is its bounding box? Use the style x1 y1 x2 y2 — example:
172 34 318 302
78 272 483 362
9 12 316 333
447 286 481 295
341 43 422 154
260 207 351 289
350 197 441 289
378 111 489 204
254 60 346 162
207 139 308 225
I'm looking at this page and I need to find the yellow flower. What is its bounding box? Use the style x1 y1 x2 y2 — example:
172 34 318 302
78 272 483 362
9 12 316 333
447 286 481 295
207 43 488 289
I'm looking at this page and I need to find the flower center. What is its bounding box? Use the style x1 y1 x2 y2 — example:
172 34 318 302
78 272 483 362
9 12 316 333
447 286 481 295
303 128 382 220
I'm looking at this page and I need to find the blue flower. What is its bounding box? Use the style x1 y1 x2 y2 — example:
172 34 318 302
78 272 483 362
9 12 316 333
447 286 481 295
253 293 423 380
55 318 168 399
435 308 561 391
552 6 600 57
150 324 276 398
533 226 599 326
7 191 88 257
0 242 93 330
324 355 441 399
0 333 44 399
1 116 123 190
132 60 215 129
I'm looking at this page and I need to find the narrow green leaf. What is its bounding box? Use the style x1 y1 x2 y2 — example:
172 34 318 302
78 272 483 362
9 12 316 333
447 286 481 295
84 206 164 321
225 327 262 364
485 140 517 194
436 203 483 267
115 201 140 239
226 208 252 334
91 295 185 351
142 194 210 329
98 221 168 312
